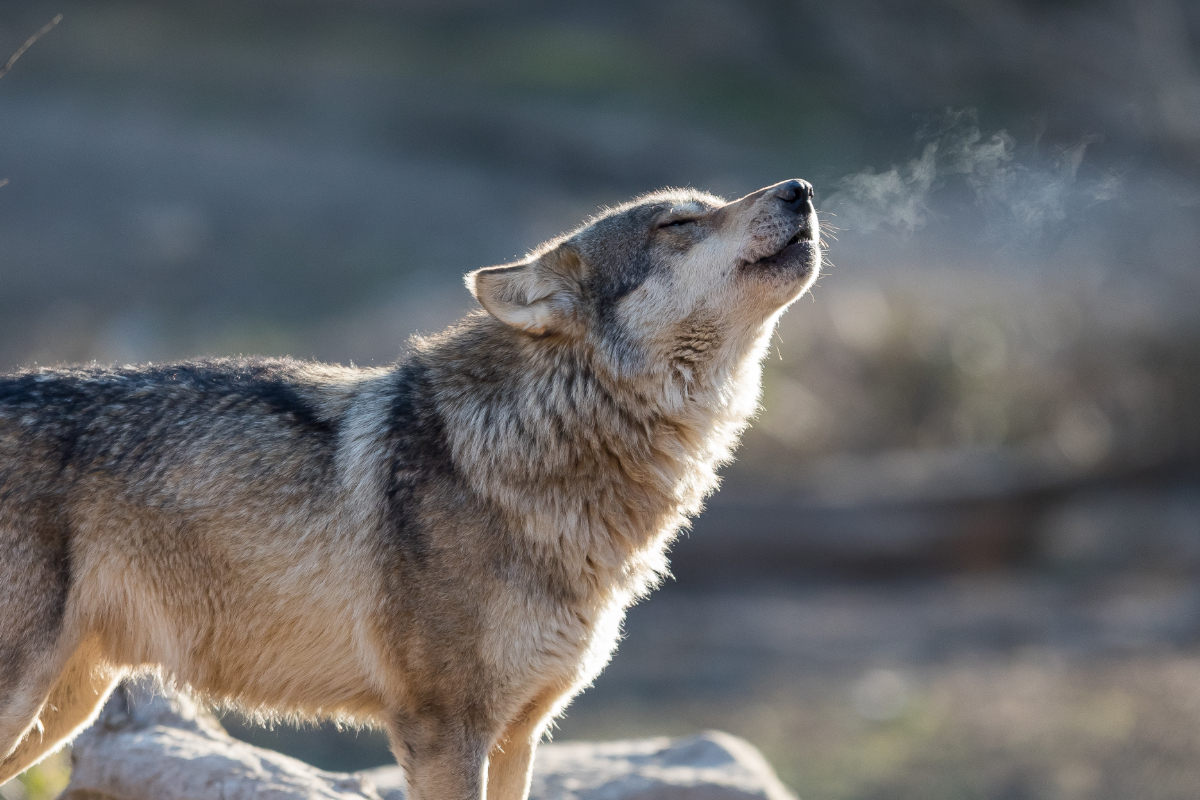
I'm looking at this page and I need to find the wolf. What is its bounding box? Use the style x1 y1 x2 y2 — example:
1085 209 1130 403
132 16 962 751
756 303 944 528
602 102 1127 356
0 179 819 800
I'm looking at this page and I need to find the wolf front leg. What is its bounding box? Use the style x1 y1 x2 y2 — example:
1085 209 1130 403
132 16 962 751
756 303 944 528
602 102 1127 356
387 713 491 800
484 689 564 800
484 725 538 800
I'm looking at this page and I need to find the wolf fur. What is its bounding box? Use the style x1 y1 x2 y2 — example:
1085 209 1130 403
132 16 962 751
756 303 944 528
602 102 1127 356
0 180 820 800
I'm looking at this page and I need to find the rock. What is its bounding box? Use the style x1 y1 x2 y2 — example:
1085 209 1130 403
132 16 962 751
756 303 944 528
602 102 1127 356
62 681 385 800
62 682 796 800
364 732 797 800
531 732 796 800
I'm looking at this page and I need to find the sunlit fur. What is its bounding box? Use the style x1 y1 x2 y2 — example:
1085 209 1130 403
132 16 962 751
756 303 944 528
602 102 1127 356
0 180 819 800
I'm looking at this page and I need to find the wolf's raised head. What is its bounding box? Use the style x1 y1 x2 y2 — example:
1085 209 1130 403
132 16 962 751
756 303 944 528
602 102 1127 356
465 180 820 383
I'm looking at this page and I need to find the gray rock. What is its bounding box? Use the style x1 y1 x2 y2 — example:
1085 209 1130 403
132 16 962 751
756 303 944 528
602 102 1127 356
62 681 384 800
363 732 796 800
62 681 795 800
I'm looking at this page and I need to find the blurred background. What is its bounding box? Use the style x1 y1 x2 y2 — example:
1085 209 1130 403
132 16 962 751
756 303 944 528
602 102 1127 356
2 1 1199 798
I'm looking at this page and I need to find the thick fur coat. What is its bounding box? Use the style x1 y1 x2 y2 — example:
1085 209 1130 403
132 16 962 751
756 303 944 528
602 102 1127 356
0 179 820 800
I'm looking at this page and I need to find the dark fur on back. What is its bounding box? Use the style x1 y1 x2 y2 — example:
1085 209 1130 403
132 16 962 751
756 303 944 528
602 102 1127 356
0 360 340 494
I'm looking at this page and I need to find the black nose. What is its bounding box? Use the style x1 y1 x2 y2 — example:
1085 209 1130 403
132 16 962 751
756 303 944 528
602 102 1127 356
774 180 815 211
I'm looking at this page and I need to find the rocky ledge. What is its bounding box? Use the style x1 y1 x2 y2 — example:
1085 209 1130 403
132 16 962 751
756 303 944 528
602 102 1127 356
59 682 796 800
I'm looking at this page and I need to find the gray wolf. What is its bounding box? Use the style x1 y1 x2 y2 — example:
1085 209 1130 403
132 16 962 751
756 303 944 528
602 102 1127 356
0 179 819 800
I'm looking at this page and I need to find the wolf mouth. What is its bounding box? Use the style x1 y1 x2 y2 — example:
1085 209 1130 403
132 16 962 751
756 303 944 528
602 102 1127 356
745 228 816 270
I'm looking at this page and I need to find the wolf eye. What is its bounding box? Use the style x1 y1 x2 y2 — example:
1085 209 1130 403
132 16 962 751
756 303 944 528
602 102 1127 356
658 218 697 229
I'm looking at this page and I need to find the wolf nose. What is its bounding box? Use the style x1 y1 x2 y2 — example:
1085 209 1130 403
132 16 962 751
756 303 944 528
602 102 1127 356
774 180 815 211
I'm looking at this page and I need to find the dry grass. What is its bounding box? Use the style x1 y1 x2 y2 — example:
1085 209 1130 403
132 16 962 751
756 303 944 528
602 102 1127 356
746 278 1200 476
558 652 1200 800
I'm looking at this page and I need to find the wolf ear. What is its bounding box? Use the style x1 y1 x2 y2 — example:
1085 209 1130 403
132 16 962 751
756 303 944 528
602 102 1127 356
465 246 585 336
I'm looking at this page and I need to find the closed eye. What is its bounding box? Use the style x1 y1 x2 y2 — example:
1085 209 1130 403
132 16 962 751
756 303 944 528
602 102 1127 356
657 218 697 229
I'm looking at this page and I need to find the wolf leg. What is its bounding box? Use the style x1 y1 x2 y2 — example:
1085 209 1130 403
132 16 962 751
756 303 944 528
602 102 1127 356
0 645 67 784
0 638 117 786
0 673 55 777
388 715 490 800
0 523 74 781
485 692 561 800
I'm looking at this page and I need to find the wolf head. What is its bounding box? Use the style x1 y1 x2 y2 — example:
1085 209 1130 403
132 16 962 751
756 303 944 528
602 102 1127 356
465 180 820 382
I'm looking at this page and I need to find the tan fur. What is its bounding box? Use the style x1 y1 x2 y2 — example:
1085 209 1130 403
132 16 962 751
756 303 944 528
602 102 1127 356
0 180 819 799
